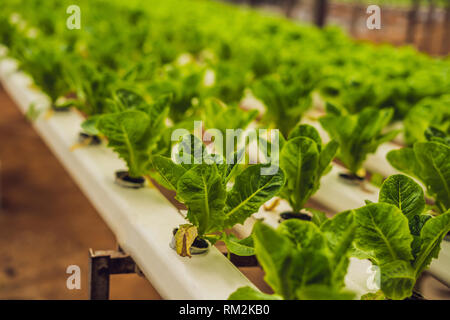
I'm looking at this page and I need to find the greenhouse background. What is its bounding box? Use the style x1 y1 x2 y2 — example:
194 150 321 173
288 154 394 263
0 0 449 302
231 0 450 55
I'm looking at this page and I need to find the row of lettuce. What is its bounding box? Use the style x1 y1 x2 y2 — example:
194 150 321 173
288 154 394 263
1 0 449 300
1 0 449 143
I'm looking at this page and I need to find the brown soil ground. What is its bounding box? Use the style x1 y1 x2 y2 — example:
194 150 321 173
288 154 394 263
0 84 448 299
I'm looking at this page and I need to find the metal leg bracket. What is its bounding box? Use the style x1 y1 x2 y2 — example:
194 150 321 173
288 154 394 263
88 246 142 300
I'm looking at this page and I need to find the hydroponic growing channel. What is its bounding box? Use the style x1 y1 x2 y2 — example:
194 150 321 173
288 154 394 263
0 0 449 302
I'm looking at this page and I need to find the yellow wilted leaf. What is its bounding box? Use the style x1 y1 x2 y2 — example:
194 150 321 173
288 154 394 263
263 197 280 211
175 224 198 258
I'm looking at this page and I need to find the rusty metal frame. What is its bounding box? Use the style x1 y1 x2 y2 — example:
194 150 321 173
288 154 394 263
88 245 258 300
226 253 258 268
88 246 143 300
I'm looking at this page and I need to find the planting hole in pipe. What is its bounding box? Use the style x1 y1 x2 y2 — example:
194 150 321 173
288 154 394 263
403 291 426 301
78 132 102 146
114 170 145 189
51 104 71 112
338 171 365 186
279 211 312 223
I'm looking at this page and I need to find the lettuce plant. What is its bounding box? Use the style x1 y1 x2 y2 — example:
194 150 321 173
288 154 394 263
5 0 450 128
10 38 73 107
321 70 378 115
201 98 258 159
146 63 205 123
279 124 339 213
403 95 450 146
205 60 251 104
0 14 17 48
387 127 450 213
319 105 398 176
64 60 118 116
252 69 314 137
153 145 285 257
352 174 450 300
95 93 170 178
202 99 258 137
229 215 356 300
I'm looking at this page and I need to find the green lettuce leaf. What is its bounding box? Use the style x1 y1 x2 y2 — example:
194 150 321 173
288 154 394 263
414 211 450 276
228 286 282 300
230 219 354 300
404 96 450 145
222 234 255 256
320 210 357 287
177 164 226 235
379 260 415 300
353 178 449 299
379 174 425 221
288 124 322 151
354 203 413 265
280 137 319 212
279 124 337 213
425 126 450 147
252 222 294 298
224 164 285 228
152 155 187 191
387 140 450 213
81 115 101 136
317 140 339 177
97 110 151 178
289 248 333 294
252 74 312 137
414 142 450 211
296 285 355 300
409 214 432 258
114 88 146 110
320 107 398 174
305 207 329 227
387 148 422 179
278 219 327 251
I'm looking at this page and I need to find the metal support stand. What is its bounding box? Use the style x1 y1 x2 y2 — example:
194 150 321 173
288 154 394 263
406 0 421 44
88 246 142 300
224 253 259 267
314 0 328 28
421 0 436 51
441 1 450 55
88 246 258 299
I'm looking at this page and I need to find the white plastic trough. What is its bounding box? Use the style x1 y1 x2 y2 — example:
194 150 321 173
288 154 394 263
0 57 255 300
